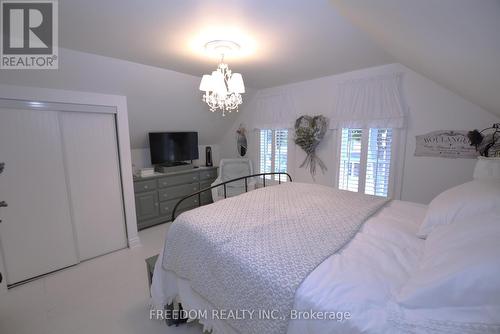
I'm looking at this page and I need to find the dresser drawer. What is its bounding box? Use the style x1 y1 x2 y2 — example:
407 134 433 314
200 180 214 190
199 181 214 203
200 191 213 205
159 197 199 217
158 173 199 188
158 183 199 202
134 191 159 221
200 169 218 180
134 179 157 193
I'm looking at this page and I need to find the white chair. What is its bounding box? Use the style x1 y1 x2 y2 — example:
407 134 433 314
211 158 256 202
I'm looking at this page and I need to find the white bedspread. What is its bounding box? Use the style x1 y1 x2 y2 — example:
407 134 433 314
151 198 427 334
161 183 388 334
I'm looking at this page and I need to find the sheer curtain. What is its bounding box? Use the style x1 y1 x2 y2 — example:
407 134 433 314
331 73 407 129
253 90 296 129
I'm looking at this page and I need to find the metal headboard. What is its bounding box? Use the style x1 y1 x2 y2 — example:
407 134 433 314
171 172 292 221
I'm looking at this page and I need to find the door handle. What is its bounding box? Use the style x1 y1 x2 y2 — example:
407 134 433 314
0 201 7 222
0 163 6 224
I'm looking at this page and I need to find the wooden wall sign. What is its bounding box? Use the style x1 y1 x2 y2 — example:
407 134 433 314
415 130 478 159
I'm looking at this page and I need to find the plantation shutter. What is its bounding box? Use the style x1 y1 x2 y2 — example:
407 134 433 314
259 129 273 176
365 128 393 197
338 128 364 192
259 129 288 181
274 129 288 182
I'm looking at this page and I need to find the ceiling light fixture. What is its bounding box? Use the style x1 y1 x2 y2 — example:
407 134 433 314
199 40 245 116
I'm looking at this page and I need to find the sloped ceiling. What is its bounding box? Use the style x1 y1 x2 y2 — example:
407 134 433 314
330 0 500 116
59 0 393 89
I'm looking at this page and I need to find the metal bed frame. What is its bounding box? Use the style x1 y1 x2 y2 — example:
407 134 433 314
171 172 293 221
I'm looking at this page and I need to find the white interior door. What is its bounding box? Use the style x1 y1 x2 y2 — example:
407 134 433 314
59 112 127 260
0 108 79 285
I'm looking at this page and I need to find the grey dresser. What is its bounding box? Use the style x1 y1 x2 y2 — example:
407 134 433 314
133 166 218 230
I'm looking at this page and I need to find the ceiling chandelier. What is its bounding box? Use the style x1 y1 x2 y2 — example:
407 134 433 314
199 40 245 116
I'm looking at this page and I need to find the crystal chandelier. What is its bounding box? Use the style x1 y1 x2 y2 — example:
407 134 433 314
199 40 245 116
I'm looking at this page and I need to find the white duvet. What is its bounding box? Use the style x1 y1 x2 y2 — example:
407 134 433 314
151 200 427 334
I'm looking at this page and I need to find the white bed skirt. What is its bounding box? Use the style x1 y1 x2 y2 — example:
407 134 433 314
151 260 239 334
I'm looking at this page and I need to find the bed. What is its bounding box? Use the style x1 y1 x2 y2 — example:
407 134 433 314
151 176 500 334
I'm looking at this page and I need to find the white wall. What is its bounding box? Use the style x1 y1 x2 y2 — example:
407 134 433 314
0 48 239 151
220 63 499 204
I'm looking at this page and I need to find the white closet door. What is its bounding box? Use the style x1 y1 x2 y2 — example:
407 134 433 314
0 108 78 285
59 112 127 260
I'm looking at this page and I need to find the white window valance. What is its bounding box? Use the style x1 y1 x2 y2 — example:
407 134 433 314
331 73 407 129
253 90 295 129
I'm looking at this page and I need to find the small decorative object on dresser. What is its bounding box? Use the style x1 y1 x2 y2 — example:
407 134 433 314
139 167 155 177
133 166 218 230
205 146 213 167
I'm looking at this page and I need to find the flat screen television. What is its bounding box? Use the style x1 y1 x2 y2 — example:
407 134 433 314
149 132 199 165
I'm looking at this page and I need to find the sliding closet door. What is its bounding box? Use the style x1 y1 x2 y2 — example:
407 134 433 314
59 112 127 260
0 108 79 285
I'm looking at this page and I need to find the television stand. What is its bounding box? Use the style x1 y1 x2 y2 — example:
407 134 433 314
155 162 194 173
160 161 189 167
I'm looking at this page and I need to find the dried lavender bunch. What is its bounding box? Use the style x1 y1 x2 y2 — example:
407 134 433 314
294 115 329 178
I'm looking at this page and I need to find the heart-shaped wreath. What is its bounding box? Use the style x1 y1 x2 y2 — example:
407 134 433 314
294 115 329 177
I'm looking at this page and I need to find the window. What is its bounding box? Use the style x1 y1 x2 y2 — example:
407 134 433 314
259 129 288 182
338 128 393 197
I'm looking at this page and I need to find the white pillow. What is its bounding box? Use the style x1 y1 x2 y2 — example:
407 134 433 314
399 211 500 309
417 180 500 238
474 157 500 181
